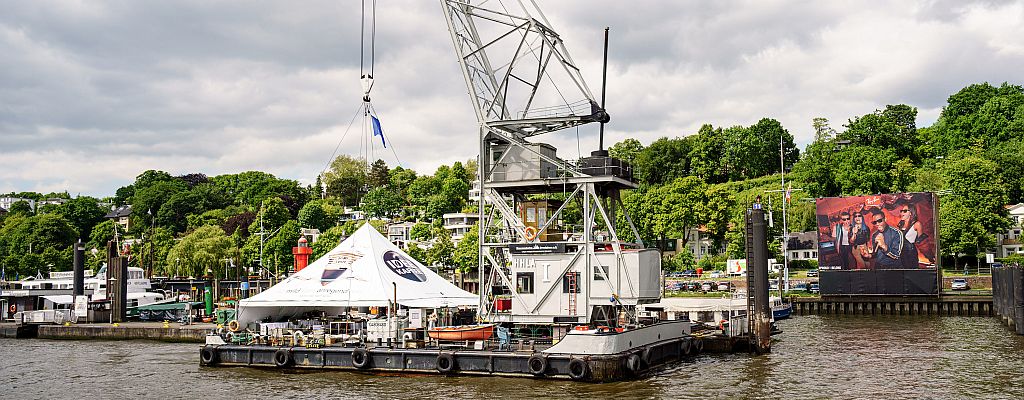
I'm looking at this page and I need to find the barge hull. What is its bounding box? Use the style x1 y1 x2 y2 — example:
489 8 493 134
202 335 708 382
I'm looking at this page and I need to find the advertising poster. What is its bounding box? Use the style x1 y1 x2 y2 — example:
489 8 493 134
816 192 938 271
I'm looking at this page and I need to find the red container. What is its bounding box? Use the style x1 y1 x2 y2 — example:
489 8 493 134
495 298 512 312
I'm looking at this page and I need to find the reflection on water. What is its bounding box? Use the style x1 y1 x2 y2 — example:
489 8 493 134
3 316 1023 399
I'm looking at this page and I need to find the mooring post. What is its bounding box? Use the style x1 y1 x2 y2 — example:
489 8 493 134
745 206 771 354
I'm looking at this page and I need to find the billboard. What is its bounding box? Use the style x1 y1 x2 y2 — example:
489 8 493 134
815 192 939 295
727 259 747 275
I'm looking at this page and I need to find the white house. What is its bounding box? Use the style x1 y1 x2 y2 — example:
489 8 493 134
387 222 417 248
442 212 479 243
997 203 1024 258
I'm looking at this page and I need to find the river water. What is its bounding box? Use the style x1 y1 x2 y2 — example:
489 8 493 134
2 316 1023 399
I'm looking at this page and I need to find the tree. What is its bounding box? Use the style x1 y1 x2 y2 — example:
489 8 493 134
410 222 432 241
362 187 403 219
367 159 390 188
427 228 455 268
298 200 332 232
633 137 690 185
157 184 231 233
55 197 106 240
210 171 306 208
322 155 367 206
841 104 919 161
453 224 479 273
608 138 644 165
248 197 290 236
831 145 899 196
166 225 237 278
940 154 1010 240
132 180 187 227
688 124 727 183
8 200 33 216
389 166 418 200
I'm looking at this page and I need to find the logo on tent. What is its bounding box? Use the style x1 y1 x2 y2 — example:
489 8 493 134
383 251 427 282
321 268 347 286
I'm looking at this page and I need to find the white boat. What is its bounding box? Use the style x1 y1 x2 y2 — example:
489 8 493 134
17 266 165 309
641 292 788 335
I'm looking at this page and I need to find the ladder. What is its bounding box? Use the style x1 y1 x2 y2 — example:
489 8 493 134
568 271 578 315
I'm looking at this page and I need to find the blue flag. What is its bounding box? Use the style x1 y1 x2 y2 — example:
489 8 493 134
371 115 386 148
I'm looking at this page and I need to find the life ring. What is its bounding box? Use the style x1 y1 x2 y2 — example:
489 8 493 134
8 304 15 313
351 348 371 369
227 320 240 332
567 358 590 381
436 352 456 374
200 345 219 365
527 354 548 376
273 348 293 367
523 226 538 241
625 353 640 374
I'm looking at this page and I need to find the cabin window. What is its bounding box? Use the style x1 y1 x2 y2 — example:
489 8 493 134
593 264 608 281
697 311 715 323
516 272 534 294
562 272 580 294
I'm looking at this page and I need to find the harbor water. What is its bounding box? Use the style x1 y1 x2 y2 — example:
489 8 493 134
3 316 1023 399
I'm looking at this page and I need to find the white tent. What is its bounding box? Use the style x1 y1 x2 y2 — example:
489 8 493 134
237 223 479 324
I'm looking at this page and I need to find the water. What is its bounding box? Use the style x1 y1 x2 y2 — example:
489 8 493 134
3 316 1023 399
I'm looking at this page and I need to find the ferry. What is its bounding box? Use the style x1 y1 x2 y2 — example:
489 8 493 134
16 266 165 309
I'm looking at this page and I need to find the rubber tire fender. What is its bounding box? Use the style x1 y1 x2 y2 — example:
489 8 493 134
527 354 548 376
351 348 371 369
681 337 693 356
436 352 456 374
200 345 219 365
641 347 653 368
694 338 704 354
274 348 293 367
567 358 590 381
625 353 640 374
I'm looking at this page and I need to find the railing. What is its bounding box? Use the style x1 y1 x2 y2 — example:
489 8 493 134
15 309 75 325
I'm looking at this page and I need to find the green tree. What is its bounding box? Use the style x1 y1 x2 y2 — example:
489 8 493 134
389 166 418 200
367 159 390 188
427 228 455 268
298 200 332 232
452 224 479 273
362 187 404 219
165 225 237 278
840 104 919 161
55 197 106 240
311 225 346 260
939 154 1010 251
831 145 899 195
688 124 727 183
132 180 187 227
322 155 367 206
633 137 690 185
410 222 432 241
608 138 644 165
8 200 34 216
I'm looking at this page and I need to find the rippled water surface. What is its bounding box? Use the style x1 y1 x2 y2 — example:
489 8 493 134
3 316 1023 399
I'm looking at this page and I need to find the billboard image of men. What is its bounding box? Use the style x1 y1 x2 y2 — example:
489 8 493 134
867 208 903 269
833 211 853 269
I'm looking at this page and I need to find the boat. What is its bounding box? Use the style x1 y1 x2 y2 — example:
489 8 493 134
772 298 793 320
427 324 495 341
15 266 165 308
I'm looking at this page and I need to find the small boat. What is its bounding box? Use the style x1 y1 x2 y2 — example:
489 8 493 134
428 324 495 341
772 298 793 320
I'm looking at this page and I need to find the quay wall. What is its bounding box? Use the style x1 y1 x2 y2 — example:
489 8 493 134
791 296 992 317
34 323 209 342
992 265 1024 335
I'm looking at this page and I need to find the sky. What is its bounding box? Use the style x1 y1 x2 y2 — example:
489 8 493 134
2 0 1023 198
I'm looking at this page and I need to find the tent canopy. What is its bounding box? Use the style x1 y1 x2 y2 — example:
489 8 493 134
237 223 479 324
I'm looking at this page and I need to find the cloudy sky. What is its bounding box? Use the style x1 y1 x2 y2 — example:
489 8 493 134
2 0 1022 197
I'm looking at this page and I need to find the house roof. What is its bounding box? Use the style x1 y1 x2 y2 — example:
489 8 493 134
104 205 132 219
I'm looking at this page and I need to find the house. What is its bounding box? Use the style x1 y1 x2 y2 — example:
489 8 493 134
339 207 366 222
0 197 35 212
785 231 818 261
300 228 321 244
661 227 725 262
442 212 479 243
38 198 68 207
997 203 1024 258
104 205 132 230
387 222 417 248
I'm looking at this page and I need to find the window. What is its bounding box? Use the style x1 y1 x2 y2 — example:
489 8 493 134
697 311 715 322
593 264 609 281
516 272 534 294
562 272 580 293
803 251 810 259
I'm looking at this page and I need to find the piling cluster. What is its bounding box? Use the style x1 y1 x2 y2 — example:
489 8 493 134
993 263 1024 335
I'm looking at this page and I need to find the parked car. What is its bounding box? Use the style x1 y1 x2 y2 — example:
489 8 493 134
809 281 820 294
684 281 699 291
710 271 723 279
806 269 819 277
951 278 970 291
701 281 714 292
717 281 731 291
682 269 698 278
793 283 808 291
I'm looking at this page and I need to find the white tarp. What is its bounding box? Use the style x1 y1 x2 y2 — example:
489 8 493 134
237 223 478 324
